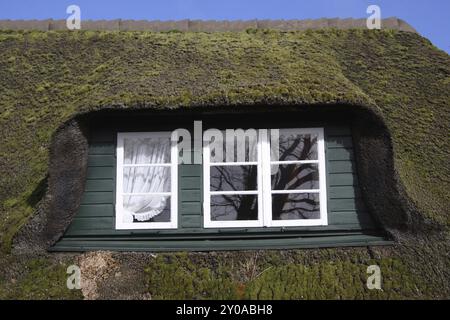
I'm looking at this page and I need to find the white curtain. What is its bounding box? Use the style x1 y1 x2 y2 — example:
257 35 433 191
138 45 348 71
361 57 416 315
123 137 171 222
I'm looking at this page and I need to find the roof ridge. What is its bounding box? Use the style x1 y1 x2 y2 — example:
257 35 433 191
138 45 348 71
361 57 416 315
0 18 416 33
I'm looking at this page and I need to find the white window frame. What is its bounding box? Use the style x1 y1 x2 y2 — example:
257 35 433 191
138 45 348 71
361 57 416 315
263 128 328 227
115 132 178 230
203 128 327 228
203 130 265 228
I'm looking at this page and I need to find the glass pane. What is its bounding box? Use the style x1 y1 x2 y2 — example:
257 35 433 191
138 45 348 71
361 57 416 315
124 136 171 164
211 194 258 221
123 166 171 193
272 193 320 220
123 195 171 223
206 129 258 163
271 163 319 190
210 165 257 191
272 130 318 161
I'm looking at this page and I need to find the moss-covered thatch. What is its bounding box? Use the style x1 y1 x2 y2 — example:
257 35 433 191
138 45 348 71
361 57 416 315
0 27 448 299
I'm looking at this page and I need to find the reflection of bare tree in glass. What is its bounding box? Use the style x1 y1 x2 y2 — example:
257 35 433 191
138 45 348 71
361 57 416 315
211 135 319 221
272 193 319 220
272 135 319 219
211 166 258 220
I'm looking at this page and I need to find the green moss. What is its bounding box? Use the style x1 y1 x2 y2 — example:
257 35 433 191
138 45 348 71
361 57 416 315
142 249 445 300
0 258 83 300
145 253 239 299
244 259 422 299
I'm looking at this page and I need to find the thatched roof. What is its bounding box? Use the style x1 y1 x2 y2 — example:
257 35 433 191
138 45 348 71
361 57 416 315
0 19 448 299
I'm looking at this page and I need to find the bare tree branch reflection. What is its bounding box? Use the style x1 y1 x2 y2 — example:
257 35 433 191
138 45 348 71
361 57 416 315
210 134 319 221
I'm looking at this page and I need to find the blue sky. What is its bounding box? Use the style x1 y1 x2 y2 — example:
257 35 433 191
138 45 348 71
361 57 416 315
0 0 448 53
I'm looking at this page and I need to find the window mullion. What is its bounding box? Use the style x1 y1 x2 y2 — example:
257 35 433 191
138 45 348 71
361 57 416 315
260 129 272 227
202 134 211 227
317 128 328 226
170 138 178 228
257 129 264 227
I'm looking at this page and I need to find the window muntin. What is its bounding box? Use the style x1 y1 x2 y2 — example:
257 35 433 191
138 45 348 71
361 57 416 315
116 132 177 230
204 128 327 228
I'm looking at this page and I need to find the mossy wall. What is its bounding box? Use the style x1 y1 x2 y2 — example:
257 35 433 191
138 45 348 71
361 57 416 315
0 28 448 299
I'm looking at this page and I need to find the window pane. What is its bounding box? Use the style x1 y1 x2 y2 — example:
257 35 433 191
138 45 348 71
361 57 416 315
123 166 171 193
123 195 171 223
271 163 319 190
207 130 258 163
124 136 171 164
272 130 318 161
211 194 258 221
210 165 257 191
272 193 320 220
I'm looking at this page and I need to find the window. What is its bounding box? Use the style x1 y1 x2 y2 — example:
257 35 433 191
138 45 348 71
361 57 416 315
203 129 264 228
115 132 177 229
203 128 327 228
